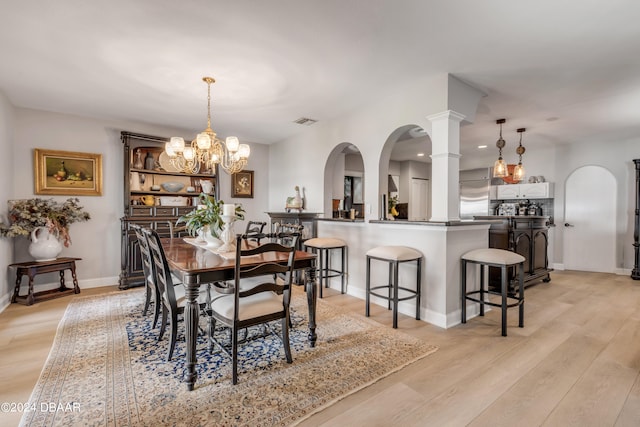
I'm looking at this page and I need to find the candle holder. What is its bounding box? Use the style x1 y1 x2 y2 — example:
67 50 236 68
218 214 236 252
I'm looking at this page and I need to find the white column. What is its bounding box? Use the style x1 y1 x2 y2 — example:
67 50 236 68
427 110 465 222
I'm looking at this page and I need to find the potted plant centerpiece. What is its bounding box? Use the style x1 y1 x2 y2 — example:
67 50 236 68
0 197 91 261
176 193 244 247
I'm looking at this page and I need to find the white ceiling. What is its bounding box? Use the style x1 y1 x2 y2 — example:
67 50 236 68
2 1 640 160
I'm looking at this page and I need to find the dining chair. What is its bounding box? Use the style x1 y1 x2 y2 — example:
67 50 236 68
131 224 161 329
244 220 267 243
207 232 299 384
142 227 210 361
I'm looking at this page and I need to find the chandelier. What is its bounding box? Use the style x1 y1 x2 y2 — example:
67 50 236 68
165 77 250 175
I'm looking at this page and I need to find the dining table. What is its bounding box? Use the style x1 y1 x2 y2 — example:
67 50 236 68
160 236 318 391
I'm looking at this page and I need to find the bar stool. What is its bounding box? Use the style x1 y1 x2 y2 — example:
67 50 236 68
303 237 347 298
365 246 422 329
460 248 525 337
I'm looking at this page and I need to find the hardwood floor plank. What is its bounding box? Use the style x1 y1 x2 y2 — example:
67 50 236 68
394 325 576 426
3 274 640 427
616 373 640 427
543 359 636 426
467 334 606 427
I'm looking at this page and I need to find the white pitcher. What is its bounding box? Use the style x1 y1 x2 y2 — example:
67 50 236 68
200 179 213 194
29 226 63 261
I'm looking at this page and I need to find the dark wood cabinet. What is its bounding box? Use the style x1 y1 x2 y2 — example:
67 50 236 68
118 132 218 289
265 212 320 249
477 215 552 291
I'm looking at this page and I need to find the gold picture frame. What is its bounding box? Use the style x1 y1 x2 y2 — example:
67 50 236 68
231 170 254 198
34 149 103 196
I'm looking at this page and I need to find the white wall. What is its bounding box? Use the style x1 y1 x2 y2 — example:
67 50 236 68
553 138 640 270
0 91 15 309
269 74 450 218
221 141 270 232
2 106 270 303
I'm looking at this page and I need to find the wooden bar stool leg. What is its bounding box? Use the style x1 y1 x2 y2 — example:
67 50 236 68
387 262 392 310
365 256 371 317
461 259 467 324
415 258 421 321
480 264 485 317
519 261 525 328
501 264 508 337
341 246 346 294
392 260 399 329
318 249 324 298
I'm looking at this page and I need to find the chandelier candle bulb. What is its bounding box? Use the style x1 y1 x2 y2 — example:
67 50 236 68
223 203 235 217
226 136 239 152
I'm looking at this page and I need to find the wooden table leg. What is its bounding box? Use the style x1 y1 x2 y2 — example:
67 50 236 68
26 273 36 306
70 263 80 294
58 270 69 292
11 274 22 303
305 265 318 347
183 278 199 391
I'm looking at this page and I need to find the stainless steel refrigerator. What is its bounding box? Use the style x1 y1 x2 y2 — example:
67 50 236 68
459 168 491 219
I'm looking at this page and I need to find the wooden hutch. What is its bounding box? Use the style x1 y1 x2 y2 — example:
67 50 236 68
119 131 219 289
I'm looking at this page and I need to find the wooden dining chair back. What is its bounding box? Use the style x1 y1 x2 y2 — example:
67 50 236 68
272 223 304 249
207 232 299 384
244 221 267 243
143 227 208 361
131 224 161 329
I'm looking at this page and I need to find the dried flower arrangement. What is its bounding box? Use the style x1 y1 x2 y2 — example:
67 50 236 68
0 198 90 247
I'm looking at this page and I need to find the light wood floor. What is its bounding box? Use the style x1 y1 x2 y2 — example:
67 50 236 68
1 271 639 426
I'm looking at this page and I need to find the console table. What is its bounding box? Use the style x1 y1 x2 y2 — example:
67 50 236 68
9 257 81 305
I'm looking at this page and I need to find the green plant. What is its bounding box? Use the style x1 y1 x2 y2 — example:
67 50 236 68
0 198 90 247
176 193 245 238
388 195 399 217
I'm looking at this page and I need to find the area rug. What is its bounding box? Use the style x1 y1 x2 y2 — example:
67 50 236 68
20 288 438 427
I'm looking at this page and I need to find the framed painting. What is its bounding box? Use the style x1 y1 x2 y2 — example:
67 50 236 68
34 149 103 196
232 170 254 198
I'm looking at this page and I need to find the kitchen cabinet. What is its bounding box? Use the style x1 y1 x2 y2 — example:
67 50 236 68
119 131 219 289
474 216 552 291
494 182 553 200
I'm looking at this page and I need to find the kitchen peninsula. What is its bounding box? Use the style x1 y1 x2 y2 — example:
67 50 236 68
315 217 498 328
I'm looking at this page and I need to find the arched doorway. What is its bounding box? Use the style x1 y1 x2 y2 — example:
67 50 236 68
323 143 364 219
563 165 616 272
379 125 432 220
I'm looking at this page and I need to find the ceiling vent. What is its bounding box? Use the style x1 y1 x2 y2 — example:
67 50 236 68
293 117 318 126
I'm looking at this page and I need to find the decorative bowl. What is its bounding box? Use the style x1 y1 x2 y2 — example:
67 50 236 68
161 182 185 193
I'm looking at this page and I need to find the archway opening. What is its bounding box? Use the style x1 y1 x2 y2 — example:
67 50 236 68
379 125 432 220
323 143 365 219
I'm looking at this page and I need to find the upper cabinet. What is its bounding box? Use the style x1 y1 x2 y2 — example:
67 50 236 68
122 131 218 212
494 182 554 200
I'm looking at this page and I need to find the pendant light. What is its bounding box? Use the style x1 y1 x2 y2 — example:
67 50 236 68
492 119 508 178
512 128 526 182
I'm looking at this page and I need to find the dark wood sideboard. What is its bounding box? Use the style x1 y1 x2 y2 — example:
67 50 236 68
475 215 552 291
